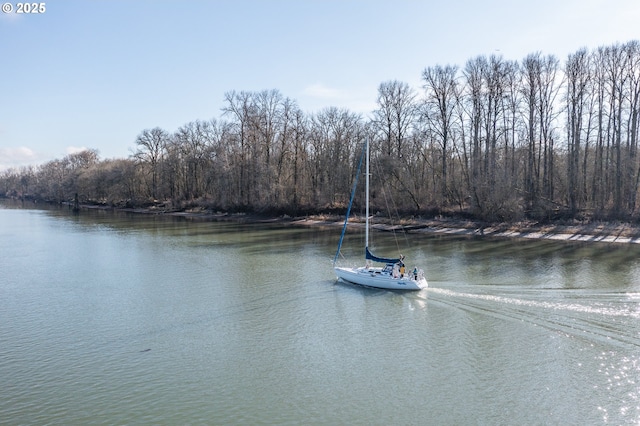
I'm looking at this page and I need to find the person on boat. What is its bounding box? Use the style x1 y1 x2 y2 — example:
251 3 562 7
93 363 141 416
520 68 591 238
398 255 405 278
392 263 400 278
413 267 418 280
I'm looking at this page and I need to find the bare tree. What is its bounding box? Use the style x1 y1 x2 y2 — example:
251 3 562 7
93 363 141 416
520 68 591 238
626 41 640 213
520 53 561 216
565 48 592 214
308 107 362 208
134 127 169 199
374 80 417 158
422 66 459 201
222 90 256 207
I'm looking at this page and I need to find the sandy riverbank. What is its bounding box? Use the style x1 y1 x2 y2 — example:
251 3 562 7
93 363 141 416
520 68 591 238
291 216 640 244
76 203 640 244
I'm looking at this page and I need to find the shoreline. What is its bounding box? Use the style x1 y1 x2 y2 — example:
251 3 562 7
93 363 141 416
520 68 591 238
292 216 640 244
117 205 640 245
71 204 640 244
7 199 640 244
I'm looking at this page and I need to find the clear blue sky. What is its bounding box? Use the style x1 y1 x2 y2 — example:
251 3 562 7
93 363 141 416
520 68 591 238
1 0 638 170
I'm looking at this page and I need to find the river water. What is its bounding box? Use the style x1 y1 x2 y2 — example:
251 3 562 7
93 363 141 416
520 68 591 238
1 202 639 425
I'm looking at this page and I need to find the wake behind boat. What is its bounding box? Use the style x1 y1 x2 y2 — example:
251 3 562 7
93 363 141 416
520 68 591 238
333 138 427 291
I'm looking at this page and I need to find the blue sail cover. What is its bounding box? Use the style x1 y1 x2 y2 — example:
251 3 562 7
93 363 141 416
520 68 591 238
365 247 401 264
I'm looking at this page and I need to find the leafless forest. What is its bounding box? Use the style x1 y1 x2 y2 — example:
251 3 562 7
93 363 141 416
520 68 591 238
2 41 640 222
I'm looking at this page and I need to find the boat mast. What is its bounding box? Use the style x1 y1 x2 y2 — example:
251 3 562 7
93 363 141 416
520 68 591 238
365 136 369 250
333 141 366 266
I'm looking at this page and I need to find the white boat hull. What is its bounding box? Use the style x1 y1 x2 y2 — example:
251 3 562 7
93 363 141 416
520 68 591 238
335 266 427 291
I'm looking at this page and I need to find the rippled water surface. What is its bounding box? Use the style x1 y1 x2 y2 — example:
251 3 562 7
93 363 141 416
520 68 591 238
1 203 639 424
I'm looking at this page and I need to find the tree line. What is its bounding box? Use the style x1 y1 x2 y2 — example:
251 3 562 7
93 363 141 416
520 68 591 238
2 41 639 222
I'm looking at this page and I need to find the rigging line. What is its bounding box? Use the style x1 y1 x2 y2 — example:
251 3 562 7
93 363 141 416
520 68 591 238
371 152 402 254
372 150 411 254
387 161 412 249
333 140 366 266
390 170 411 248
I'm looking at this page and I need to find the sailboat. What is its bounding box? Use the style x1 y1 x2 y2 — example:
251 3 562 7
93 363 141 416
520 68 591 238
333 138 428 291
